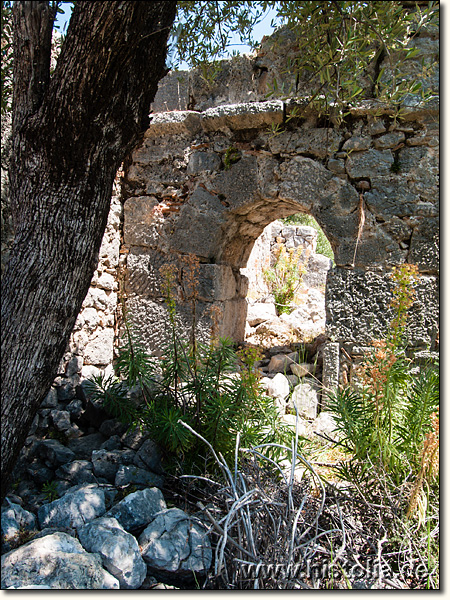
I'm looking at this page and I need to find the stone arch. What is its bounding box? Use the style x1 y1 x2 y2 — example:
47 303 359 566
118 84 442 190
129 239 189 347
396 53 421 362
120 99 439 363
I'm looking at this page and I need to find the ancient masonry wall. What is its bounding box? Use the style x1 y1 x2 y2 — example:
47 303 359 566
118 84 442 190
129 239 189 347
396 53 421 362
54 20 438 389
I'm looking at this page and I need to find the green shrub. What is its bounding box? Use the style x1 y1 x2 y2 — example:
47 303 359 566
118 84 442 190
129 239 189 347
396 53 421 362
263 244 305 314
327 265 439 516
86 255 295 474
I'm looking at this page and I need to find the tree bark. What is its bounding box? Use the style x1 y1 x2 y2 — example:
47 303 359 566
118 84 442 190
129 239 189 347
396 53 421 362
1 0 177 501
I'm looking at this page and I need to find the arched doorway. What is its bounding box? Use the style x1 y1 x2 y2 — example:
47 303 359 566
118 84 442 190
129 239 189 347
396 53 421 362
242 214 334 348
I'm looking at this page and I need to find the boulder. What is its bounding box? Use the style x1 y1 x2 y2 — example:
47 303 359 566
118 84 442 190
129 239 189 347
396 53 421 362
55 460 97 485
91 449 136 483
267 352 298 373
1 502 37 543
35 439 76 468
255 319 293 346
282 414 311 439
26 459 55 485
100 434 123 451
121 426 149 451
41 388 58 408
260 373 290 414
1 532 119 589
288 380 320 419
139 508 212 577
290 363 311 378
99 419 128 438
247 302 278 326
37 483 106 529
104 487 166 533
311 411 339 441
134 439 163 474
50 409 72 432
67 432 107 459
114 465 164 489
77 517 147 589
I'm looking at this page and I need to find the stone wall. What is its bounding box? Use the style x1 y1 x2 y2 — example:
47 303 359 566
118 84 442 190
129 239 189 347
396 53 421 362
2 18 438 383
67 174 123 379
121 97 438 355
69 18 439 379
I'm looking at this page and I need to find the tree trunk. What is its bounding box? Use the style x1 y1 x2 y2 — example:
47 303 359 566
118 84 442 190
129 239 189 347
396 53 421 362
1 1 177 501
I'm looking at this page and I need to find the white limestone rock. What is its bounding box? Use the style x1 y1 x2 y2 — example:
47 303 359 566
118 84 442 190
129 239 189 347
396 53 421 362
37 483 106 530
247 302 278 326
139 508 212 576
1 532 119 589
78 517 147 590
288 380 320 419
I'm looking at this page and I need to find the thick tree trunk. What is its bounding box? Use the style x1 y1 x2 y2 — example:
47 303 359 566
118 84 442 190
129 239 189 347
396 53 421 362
1 1 177 501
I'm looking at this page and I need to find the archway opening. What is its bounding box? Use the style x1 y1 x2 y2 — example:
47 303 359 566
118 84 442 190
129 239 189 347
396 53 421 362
239 212 335 379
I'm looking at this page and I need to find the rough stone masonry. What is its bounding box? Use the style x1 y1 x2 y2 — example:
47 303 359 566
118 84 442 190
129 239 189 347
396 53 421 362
65 20 438 386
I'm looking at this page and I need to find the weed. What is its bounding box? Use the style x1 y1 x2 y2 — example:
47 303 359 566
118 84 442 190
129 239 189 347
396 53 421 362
263 242 306 315
223 146 241 170
327 263 439 507
86 255 295 475
42 480 58 502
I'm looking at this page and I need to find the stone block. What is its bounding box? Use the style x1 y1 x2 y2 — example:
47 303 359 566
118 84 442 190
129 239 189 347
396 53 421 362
345 149 393 178
170 187 227 259
78 517 147 589
123 196 160 247
195 264 237 302
322 343 340 401
1 532 119 589
83 328 114 366
187 151 222 174
288 380 319 419
326 268 439 348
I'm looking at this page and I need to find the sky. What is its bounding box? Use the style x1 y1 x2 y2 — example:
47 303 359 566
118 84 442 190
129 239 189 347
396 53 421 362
54 2 282 69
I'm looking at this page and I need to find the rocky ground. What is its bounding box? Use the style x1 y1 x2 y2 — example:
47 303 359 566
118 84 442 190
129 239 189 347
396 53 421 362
1 270 340 590
1 324 339 590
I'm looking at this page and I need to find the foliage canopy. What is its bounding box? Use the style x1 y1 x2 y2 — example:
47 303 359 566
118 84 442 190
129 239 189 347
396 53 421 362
2 1 439 117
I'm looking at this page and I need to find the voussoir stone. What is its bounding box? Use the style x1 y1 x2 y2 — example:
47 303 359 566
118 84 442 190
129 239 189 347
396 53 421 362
37 483 106 529
104 487 166 533
77 517 147 590
1 532 119 589
139 508 212 576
